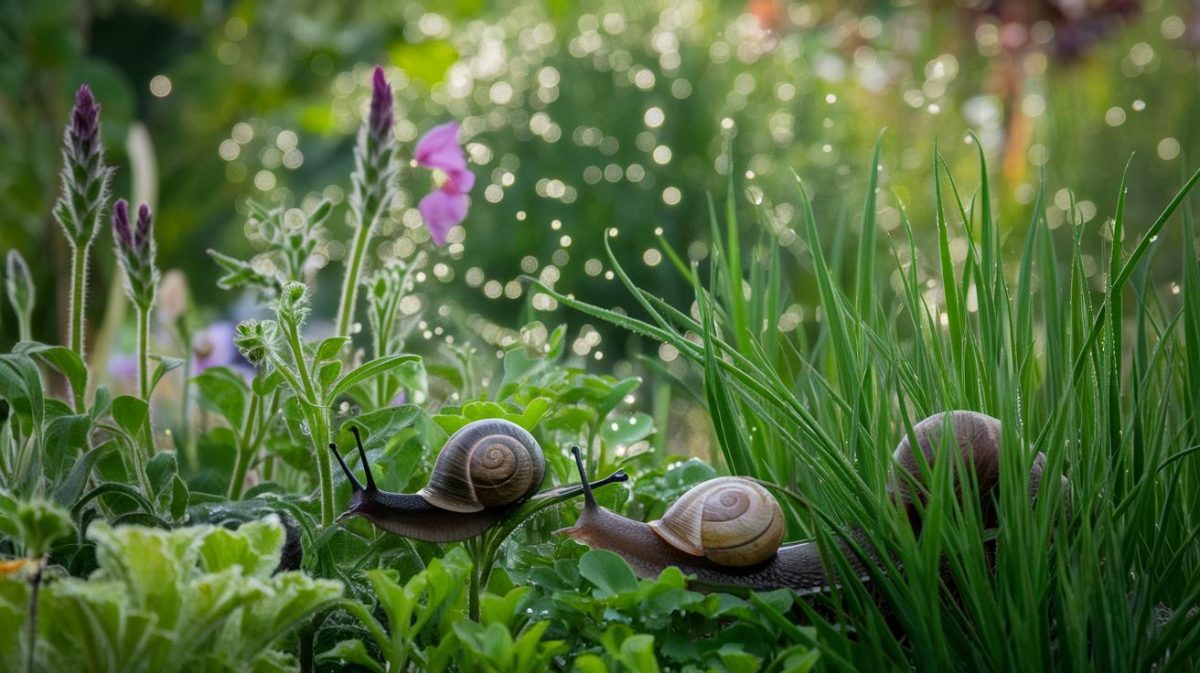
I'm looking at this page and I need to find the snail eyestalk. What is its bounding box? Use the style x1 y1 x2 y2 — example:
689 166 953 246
349 425 377 491
570 445 597 510
329 441 363 492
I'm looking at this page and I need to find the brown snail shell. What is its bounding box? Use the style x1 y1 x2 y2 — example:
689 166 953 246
648 477 785 567
417 419 546 513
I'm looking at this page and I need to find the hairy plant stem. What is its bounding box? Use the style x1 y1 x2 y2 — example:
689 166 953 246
68 243 89 359
136 306 156 455
136 306 150 400
334 223 372 339
281 319 334 526
25 557 45 673
16 313 31 344
228 392 261 500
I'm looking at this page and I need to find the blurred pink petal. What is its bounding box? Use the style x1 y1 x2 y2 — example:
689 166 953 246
414 122 467 173
444 167 475 194
419 190 468 246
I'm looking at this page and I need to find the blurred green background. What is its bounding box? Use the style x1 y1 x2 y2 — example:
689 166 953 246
2 0 1198 363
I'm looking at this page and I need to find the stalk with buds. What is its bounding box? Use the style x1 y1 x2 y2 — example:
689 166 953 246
5 250 35 342
53 85 114 359
334 66 399 340
112 199 160 402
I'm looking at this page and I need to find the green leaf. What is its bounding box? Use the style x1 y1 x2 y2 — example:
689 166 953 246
579 550 639 598
318 360 342 393
42 413 91 482
0 492 74 557
315 336 350 362
14 342 88 410
318 639 385 673
194 367 249 429
169 475 190 522
618 634 659 673
53 443 112 507
110 395 148 439
329 354 421 400
198 518 285 577
149 355 185 395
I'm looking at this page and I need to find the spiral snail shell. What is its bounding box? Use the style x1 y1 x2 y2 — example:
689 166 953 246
417 419 546 513
649 477 785 567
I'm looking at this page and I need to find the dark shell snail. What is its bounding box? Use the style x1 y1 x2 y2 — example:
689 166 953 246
330 419 546 542
560 410 1065 594
330 418 626 542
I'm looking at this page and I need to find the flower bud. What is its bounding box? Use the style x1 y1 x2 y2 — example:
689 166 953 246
234 319 280 366
112 199 160 309
53 85 113 247
273 281 311 328
5 249 35 321
349 66 399 234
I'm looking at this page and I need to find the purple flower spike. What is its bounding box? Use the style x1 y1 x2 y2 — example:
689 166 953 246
369 66 394 144
71 85 101 156
414 122 474 246
112 199 132 249
112 199 159 309
55 83 112 246
134 203 152 251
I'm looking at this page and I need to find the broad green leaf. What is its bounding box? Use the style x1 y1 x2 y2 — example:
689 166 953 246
198 518 285 577
194 366 249 428
110 395 148 439
579 550 638 598
618 634 659 673
15 341 88 410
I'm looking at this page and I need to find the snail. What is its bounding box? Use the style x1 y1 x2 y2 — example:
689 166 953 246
330 418 627 542
560 410 1064 593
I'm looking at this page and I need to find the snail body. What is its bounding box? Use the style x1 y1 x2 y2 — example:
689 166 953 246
561 410 1059 593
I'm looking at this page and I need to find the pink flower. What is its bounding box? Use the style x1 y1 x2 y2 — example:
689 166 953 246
414 122 474 246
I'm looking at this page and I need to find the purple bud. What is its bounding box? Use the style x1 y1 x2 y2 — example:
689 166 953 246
71 84 101 156
368 66 393 143
134 203 152 251
112 199 132 249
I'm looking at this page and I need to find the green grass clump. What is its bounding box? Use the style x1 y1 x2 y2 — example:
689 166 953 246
537 138 1200 671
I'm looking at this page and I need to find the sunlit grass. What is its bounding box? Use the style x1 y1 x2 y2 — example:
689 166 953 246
536 140 1200 670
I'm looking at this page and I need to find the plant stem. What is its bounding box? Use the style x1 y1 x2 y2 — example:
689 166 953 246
25 557 44 673
467 540 482 622
334 223 372 339
228 392 260 500
68 243 89 358
280 320 335 526
307 405 334 527
136 306 150 400
16 313 31 344
136 306 156 455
